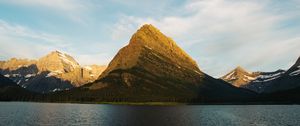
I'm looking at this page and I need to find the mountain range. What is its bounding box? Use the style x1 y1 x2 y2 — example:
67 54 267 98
0 51 106 93
221 57 300 94
0 24 299 104
69 24 254 103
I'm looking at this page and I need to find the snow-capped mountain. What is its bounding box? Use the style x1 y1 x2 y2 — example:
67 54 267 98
37 51 80 74
0 51 106 93
221 66 288 93
242 70 286 93
243 57 300 93
221 66 260 87
222 56 300 94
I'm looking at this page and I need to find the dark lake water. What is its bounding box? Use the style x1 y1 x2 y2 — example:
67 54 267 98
0 102 299 126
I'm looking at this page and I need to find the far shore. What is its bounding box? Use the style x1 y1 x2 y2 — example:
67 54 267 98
0 101 299 106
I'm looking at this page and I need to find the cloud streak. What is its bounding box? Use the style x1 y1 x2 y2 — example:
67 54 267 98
0 19 70 60
0 19 110 66
0 0 95 24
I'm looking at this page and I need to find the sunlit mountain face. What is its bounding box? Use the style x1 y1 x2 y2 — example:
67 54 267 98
0 51 106 93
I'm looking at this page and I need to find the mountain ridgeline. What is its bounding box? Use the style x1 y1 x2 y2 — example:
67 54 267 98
53 24 255 103
221 56 300 102
0 24 300 104
0 51 107 93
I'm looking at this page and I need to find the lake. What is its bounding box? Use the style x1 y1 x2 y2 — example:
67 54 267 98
0 102 299 126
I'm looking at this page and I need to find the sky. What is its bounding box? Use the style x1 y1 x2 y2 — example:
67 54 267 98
0 0 300 77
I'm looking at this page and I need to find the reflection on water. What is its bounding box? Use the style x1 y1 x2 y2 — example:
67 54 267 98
0 102 299 126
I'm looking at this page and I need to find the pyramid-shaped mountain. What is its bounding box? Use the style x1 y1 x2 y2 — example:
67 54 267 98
221 66 260 87
83 24 254 103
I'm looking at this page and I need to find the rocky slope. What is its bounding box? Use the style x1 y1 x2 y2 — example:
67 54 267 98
0 74 36 101
0 51 106 93
256 57 300 93
0 74 17 87
242 70 286 93
76 24 255 103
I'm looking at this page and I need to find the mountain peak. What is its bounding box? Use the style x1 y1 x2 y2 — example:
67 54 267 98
49 50 62 55
129 24 168 46
221 66 259 87
37 51 80 73
99 24 200 79
131 24 200 70
235 66 248 73
1 58 36 70
139 24 157 31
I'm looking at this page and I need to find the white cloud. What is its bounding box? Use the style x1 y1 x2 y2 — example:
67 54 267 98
0 19 70 60
111 0 300 77
0 20 68 47
0 19 109 66
73 53 111 66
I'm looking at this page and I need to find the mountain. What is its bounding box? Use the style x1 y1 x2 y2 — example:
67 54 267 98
258 56 300 93
221 66 286 93
37 51 81 74
68 24 255 103
223 57 300 94
0 58 37 71
83 65 107 81
0 51 106 93
221 66 260 87
0 74 36 101
242 69 285 93
0 74 17 87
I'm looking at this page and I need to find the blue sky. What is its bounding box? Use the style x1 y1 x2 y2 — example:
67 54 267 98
0 0 300 77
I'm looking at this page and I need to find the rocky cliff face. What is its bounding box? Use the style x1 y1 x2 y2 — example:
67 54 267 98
1 58 37 71
86 24 254 102
0 51 106 93
37 51 80 73
98 24 200 79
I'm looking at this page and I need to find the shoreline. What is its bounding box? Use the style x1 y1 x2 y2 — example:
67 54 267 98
0 101 299 106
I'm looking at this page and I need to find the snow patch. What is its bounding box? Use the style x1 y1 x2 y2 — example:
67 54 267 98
17 80 21 85
224 71 235 80
51 88 63 92
46 70 62 77
25 74 35 78
290 69 300 76
58 53 79 69
12 74 21 77
243 75 256 81
254 71 285 82
4 74 10 77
